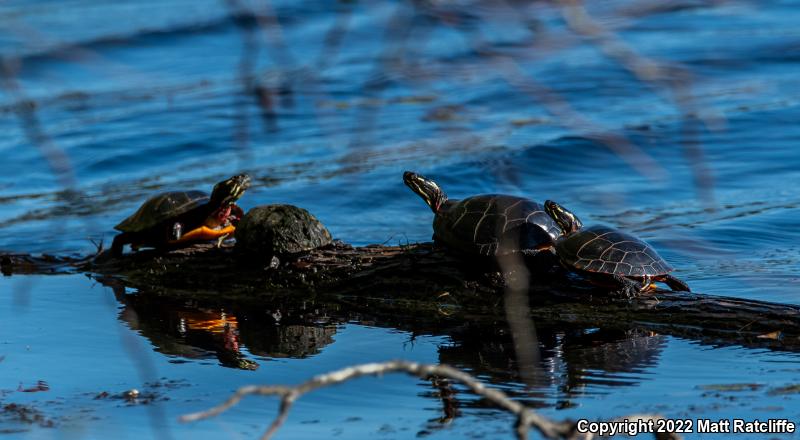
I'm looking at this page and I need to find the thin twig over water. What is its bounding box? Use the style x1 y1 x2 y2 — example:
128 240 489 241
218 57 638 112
556 0 718 202
496 252 545 387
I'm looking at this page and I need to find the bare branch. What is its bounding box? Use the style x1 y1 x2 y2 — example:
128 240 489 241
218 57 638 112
261 393 297 440
180 360 680 440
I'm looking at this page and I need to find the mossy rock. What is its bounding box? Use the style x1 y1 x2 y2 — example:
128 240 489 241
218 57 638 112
235 204 332 257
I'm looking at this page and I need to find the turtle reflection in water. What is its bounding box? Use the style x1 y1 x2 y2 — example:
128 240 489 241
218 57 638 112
403 171 560 259
111 174 251 257
544 200 690 296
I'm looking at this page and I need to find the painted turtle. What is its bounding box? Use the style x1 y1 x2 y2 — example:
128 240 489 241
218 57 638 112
111 174 251 257
403 171 561 257
544 200 690 295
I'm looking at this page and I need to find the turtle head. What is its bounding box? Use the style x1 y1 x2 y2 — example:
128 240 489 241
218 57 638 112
211 173 252 206
403 171 447 213
545 200 582 235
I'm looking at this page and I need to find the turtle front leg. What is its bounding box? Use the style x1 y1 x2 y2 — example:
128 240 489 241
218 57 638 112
640 275 654 292
171 222 184 241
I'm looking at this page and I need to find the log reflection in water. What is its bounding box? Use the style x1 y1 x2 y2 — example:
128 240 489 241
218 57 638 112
100 273 669 409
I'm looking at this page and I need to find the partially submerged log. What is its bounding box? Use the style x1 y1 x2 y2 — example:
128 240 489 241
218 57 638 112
2 241 799 351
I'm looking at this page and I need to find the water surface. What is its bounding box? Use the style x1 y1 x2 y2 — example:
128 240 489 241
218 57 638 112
2 0 800 438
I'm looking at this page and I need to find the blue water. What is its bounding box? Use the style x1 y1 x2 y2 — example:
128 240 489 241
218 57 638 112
2 0 800 438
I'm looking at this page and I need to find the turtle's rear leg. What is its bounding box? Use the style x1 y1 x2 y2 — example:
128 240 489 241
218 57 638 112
611 274 650 299
111 233 133 257
661 274 691 292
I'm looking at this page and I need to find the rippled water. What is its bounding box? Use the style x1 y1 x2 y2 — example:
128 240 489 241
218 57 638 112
2 0 800 438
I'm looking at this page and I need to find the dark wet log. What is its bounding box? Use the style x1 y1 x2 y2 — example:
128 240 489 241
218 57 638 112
526 294 800 351
2 242 799 351
1 252 78 276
